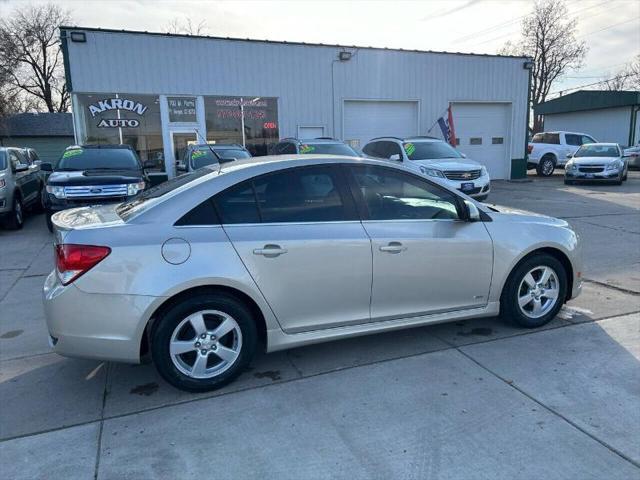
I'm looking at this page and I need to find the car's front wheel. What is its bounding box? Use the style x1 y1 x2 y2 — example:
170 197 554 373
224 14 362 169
151 292 258 392
501 254 567 328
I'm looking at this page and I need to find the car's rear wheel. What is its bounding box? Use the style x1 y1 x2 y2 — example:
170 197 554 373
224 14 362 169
536 156 555 177
45 212 53 233
5 195 24 230
151 292 258 392
501 254 567 328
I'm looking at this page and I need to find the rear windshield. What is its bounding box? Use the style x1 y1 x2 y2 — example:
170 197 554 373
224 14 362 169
299 143 359 156
190 147 250 169
574 145 619 158
57 148 141 171
403 141 463 160
0 151 6 170
116 168 214 221
531 133 560 144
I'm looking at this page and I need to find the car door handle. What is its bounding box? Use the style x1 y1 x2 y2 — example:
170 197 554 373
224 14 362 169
379 242 407 253
253 245 288 257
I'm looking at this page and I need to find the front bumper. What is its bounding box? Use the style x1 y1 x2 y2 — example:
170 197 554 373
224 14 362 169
43 271 159 363
445 176 491 199
565 170 621 181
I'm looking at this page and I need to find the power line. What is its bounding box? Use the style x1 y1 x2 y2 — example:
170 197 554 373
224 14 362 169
577 16 640 39
549 72 637 96
455 0 609 46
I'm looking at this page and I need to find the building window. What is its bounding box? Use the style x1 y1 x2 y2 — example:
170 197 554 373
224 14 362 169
491 137 504 145
470 137 482 145
75 93 165 172
167 97 197 123
204 96 279 156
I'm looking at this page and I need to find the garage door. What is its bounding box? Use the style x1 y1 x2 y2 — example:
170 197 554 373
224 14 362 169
452 103 511 179
343 100 418 149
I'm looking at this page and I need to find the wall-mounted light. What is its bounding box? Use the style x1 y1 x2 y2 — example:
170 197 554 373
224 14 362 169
339 51 352 61
70 31 86 43
523 60 534 70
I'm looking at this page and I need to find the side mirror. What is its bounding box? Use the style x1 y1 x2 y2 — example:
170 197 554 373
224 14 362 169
39 162 53 172
566 153 573 159
14 163 29 173
176 162 187 173
464 199 481 222
389 153 401 161
460 152 467 158
143 160 155 169
218 157 236 164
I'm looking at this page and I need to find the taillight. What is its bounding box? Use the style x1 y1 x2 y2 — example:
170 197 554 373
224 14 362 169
55 244 111 285
527 145 533 154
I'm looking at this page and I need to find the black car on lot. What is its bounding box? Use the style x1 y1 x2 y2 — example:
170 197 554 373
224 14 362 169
272 138 361 156
176 143 251 173
41 144 152 232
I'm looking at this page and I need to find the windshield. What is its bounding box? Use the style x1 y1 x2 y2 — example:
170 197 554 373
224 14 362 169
299 143 359 156
116 168 214 221
403 141 463 160
574 145 619 158
190 147 250 169
0 151 6 170
57 148 141 171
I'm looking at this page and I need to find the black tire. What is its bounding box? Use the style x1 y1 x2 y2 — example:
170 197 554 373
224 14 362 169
622 170 628 181
614 175 623 186
5 195 24 230
500 253 567 328
151 292 258 392
536 156 555 177
564 179 573 185
46 212 54 233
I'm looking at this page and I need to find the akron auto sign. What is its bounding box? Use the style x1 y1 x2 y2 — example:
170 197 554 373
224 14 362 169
88 98 148 128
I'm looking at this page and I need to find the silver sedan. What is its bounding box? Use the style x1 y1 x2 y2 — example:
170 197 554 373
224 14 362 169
43 155 582 392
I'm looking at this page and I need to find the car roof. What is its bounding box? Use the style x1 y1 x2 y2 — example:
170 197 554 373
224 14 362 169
537 131 590 136
281 138 345 144
66 144 133 150
191 143 245 149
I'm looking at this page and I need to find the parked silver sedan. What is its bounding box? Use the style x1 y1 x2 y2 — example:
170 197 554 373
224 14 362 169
564 143 629 185
43 155 582 392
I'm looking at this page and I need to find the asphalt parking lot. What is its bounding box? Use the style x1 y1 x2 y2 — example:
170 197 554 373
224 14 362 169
1 171 639 479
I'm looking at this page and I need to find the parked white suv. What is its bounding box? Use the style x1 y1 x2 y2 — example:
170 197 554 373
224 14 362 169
528 131 597 177
362 137 491 200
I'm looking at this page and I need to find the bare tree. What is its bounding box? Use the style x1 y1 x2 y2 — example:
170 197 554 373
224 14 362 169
166 17 208 36
0 3 72 113
603 55 640 91
500 0 587 132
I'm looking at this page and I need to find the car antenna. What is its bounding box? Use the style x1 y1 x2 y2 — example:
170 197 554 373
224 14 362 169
193 129 223 174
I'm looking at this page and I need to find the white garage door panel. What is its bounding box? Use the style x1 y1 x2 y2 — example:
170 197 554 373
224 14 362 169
453 103 510 180
344 101 418 149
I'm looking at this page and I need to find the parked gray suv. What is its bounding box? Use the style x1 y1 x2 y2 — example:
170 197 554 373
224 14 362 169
0 147 43 229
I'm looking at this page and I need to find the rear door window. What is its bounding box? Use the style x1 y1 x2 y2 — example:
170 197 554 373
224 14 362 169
544 133 560 144
363 142 382 157
215 165 354 224
565 134 581 146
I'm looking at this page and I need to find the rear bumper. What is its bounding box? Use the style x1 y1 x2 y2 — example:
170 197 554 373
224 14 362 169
42 271 160 363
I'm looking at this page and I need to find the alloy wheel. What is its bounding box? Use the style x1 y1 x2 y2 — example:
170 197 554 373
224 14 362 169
517 266 560 319
542 160 554 176
169 310 243 379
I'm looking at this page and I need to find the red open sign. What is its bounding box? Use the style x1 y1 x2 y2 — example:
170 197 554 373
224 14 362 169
263 122 277 129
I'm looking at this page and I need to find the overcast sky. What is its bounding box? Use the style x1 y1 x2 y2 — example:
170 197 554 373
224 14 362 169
1 0 638 94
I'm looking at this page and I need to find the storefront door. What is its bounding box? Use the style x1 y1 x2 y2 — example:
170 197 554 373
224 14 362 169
170 131 198 175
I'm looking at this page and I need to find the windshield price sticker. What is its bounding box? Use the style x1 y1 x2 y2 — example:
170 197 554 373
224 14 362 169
300 145 315 154
191 151 207 159
404 143 416 156
62 149 83 159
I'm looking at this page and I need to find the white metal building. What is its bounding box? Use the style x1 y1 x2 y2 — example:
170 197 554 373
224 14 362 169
61 27 532 180
535 90 640 147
